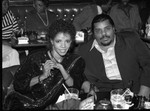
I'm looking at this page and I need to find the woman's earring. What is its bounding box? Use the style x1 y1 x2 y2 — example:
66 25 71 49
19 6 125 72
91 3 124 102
50 40 53 45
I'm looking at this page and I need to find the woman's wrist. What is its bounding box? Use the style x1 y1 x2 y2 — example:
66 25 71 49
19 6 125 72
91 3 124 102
64 74 71 81
39 74 47 82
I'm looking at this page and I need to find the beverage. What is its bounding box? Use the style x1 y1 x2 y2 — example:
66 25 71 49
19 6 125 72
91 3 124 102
64 88 79 100
110 89 126 109
65 93 78 100
111 94 126 109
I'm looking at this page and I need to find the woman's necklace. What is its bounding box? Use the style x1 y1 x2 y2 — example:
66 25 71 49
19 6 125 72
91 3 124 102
37 10 49 26
48 51 62 63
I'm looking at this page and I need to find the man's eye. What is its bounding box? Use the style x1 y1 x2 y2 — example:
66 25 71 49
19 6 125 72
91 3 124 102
95 29 102 34
106 27 111 30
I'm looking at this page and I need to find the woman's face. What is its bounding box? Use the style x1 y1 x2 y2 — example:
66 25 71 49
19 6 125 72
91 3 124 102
51 32 72 57
2 0 9 15
34 0 46 13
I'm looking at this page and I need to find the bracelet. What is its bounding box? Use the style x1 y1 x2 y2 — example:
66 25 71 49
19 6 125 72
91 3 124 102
65 75 71 81
38 75 41 83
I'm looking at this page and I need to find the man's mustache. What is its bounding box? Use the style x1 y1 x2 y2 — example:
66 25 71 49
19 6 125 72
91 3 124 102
100 35 110 40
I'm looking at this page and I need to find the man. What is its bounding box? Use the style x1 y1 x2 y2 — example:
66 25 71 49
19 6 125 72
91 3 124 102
2 0 19 40
78 14 150 99
73 0 112 32
109 0 142 33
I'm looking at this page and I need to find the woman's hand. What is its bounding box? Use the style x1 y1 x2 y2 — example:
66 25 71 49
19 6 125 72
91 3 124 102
42 59 62 77
87 89 97 101
41 60 56 77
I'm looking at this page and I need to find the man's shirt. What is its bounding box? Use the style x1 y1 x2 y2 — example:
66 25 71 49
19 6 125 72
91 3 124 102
90 38 122 80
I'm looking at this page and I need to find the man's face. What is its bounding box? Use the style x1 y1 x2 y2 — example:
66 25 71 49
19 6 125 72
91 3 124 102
93 20 115 46
34 0 46 13
2 0 9 15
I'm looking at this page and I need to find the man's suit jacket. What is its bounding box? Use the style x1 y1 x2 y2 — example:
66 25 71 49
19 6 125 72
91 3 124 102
78 31 150 93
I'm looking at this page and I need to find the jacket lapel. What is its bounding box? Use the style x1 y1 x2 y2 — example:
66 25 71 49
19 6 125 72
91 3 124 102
115 34 128 87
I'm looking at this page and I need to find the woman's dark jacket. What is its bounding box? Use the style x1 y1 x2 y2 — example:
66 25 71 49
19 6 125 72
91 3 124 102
4 49 86 110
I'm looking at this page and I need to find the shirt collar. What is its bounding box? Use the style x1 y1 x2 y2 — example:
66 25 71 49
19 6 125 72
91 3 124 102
90 37 116 51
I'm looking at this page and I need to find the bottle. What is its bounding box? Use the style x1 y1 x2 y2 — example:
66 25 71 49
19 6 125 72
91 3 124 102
136 96 145 109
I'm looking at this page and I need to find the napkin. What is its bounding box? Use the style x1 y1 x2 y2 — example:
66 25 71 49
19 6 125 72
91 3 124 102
56 94 66 104
79 96 95 110
55 98 80 110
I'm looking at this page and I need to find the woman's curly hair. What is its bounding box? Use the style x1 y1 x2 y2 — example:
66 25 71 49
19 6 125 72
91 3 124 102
47 19 76 52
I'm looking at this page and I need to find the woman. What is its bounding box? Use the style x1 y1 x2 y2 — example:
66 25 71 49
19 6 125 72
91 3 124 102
3 19 88 110
26 0 57 35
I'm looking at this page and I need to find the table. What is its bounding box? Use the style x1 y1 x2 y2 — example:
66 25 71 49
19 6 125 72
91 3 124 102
51 92 111 110
11 41 49 55
79 92 110 102
11 41 49 48
11 37 48 47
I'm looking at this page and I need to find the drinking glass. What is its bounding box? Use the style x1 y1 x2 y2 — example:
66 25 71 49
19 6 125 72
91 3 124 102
64 88 79 100
64 88 80 109
110 89 126 109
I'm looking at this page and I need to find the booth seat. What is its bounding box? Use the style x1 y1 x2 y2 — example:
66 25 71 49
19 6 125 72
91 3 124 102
9 3 92 28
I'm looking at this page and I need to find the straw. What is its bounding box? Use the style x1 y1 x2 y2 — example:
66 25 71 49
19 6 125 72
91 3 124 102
122 88 130 97
62 83 71 95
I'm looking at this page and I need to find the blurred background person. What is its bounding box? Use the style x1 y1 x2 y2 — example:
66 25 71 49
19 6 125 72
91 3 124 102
73 0 112 32
2 0 20 104
2 0 19 41
2 0 20 69
109 0 142 33
26 0 57 38
99 0 112 14
145 15 150 38
138 0 149 37
144 14 150 49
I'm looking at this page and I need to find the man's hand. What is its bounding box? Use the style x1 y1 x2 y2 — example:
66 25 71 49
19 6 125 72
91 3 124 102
138 85 150 99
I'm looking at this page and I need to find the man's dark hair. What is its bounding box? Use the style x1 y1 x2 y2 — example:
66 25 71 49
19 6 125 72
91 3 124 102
91 14 115 33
